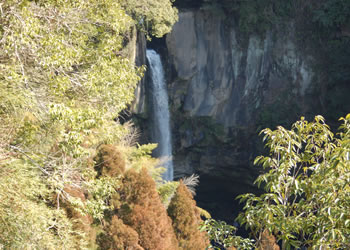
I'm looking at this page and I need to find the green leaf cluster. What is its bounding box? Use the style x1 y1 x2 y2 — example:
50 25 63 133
237 114 350 249
120 0 178 38
0 159 83 249
200 218 255 249
313 0 350 29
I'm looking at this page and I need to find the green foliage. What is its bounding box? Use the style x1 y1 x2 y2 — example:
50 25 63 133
131 143 158 159
197 206 212 219
83 177 119 221
2 1 141 105
178 116 226 148
157 181 180 207
0 0 178 248
237 114 350 249
257 93 300 132
0 160 84 249
126 143 173 184
310 0 350 85
313 0 350 29
200 219 255 250
0 0 143 175
58 185 97 248
120 0 178 38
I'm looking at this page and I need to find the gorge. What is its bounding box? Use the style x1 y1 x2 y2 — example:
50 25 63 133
1 0 350 248
132 1 350 222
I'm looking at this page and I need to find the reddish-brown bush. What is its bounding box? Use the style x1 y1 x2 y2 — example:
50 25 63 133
108 215 144 250
258 230 280 250
119 168 179 250
94 144 125 177
167 182 209 250
59 185 96 247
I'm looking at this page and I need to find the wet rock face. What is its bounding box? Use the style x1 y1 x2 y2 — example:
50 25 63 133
166 10 314 129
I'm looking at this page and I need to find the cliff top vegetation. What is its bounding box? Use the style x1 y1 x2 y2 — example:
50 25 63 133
0 0 182 248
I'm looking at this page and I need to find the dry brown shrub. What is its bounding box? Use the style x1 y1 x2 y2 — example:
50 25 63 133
167 182 209 250
59 185 96 247
108 215 144 250
181 174 199 195
258 229 280 250
94 144 125 177
119 168 179 250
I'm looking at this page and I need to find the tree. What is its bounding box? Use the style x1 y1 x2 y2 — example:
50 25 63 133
199 219 254 249
58 185 96 248
94 145 126 178
167 182 209 250
0 0 143 203
107 215 144 250
0 160 82 249
0 0 177 248
119 168 179 250
120 0 178 38
237 114 350 249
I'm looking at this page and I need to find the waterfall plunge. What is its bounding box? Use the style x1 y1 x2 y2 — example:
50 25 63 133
146 49 174 181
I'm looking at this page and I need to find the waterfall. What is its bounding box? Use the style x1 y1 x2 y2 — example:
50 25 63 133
146 49 174 181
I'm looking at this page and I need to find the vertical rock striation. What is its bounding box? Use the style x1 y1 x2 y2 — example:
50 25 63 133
166 11 314 129
134 7 349 220
162 9 321 220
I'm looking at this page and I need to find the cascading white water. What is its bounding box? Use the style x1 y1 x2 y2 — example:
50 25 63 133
146 49 174 181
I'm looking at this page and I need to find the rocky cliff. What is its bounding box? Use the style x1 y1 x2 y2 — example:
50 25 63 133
133 7 349 220
164 9 319 219
167 10 317 127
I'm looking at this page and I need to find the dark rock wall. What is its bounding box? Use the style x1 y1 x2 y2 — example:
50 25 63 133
167 11 316 129
131 32 147 115
165 10 318 182
133 7 349 220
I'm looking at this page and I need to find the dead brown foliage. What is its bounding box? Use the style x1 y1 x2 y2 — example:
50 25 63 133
119 168 179 250
59 185 96 247
107 215 144 250
94 144 125 177
258 229 280 250
167 182 209 250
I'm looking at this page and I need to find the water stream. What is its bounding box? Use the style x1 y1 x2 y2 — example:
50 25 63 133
146 49 174 181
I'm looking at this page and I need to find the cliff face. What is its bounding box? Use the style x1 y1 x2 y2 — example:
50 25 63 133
166 11 314 128
164 9 318 178
131 32 147 115
134 8 348 219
